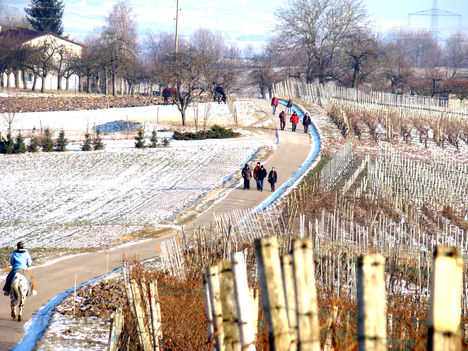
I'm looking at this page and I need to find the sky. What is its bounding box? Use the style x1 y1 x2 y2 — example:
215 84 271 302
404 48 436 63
4 0 468 49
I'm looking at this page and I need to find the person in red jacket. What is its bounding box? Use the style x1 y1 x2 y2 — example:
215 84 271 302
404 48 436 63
271 96 279 115
290 111 299 132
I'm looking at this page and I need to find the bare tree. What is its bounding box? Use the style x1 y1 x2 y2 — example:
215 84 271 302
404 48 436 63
251 47 283 98
99 1 139 96
444 31 468 78
274 0 368 83
342 28 380 88
24 38 60 93
158 47 214 126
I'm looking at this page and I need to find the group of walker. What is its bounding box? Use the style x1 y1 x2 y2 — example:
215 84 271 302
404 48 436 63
241 162 277 192
271 96 312 133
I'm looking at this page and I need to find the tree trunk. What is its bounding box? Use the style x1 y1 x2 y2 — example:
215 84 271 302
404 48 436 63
65 77 70 91
32 74 37 91
112 73 116 96
41 75 46 93
57 73 62 90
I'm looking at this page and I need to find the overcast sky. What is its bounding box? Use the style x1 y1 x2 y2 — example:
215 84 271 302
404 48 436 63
5 0 468 48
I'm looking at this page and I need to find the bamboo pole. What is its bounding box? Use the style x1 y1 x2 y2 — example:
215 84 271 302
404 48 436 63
255 236 292 351
427 246 463 351
357 254 386 351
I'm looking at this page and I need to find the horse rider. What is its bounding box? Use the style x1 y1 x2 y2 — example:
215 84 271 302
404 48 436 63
3 242 37 296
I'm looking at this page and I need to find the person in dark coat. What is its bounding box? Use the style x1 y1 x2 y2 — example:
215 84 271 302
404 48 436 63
253 162 260 189
241 164 252 190
268 167 278 191
290 111 299 132
279 110 286 130
256 165 267 191
271 96 279 115
286 98 293 114
302 112 312 133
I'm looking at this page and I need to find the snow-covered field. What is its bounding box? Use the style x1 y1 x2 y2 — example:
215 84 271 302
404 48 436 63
0 100 273 248
7 99 261 134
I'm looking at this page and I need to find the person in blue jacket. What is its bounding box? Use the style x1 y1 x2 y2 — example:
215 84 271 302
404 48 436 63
3 242 36 296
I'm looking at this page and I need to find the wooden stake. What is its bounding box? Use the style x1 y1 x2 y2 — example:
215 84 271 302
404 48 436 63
293 239 320 351
281 254 298 350
357 254 386 351
232 252 256 350
427 246 463 351
206 265 225 351
107 307 124 351
219 260 242 351
255 237 292 351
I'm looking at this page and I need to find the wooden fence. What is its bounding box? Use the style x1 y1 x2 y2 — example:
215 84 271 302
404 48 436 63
272 80 468 116
204 237 464 351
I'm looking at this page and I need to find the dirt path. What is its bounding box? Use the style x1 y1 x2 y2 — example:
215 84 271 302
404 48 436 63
0 99 314 350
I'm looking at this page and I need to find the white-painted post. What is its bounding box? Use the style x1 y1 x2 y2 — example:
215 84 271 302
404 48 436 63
255 237 292 351
293 239 320 351
249 288 259 340
357 254 386 351
232 252 256 350
427 246 463 351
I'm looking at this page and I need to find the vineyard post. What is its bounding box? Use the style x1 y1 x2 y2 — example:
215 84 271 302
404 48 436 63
255 236 292 351
293 239 320 350
148 281 162 350
249 288 259 339
219 260 242 350
281 254 298 350
203 274 215 342
107 307 124 351
427 246 463 351
232 252 256 350
357 254 386 351
130 279 153 351
206 265 225 351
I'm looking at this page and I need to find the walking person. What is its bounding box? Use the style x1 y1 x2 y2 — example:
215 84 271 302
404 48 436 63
241 164 252 190
253 162 261 190
256 165 267 191
3 241 36 296
286 98 293 114
271 96 279 115
290 111 299 132
302 112 312 133
279 110 286 131
268 167 278 191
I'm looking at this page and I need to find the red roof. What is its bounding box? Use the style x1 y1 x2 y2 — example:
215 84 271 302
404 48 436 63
0 28 83 47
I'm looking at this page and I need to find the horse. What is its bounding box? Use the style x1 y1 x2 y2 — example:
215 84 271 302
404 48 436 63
10 272 29 322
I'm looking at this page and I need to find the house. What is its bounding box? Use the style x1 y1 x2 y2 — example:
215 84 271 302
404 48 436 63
0 27 83 92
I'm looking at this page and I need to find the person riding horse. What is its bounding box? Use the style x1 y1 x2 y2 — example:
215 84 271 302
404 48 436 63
3 242 36 296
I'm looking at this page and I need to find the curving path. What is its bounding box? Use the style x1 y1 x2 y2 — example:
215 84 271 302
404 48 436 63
0 99 320 350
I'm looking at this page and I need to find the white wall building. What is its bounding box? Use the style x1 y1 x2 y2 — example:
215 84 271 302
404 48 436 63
0 28 83 92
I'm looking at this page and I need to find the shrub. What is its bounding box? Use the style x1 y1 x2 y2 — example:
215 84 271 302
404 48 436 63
55 129 68 152
134 129 146 149
172 125 240 140
81 132 92 151
150 130 158 148
162 137 170 147
41 128 54 152
93 129 104 150
0 132 15 154
28 136 39 153
14 133 26 154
